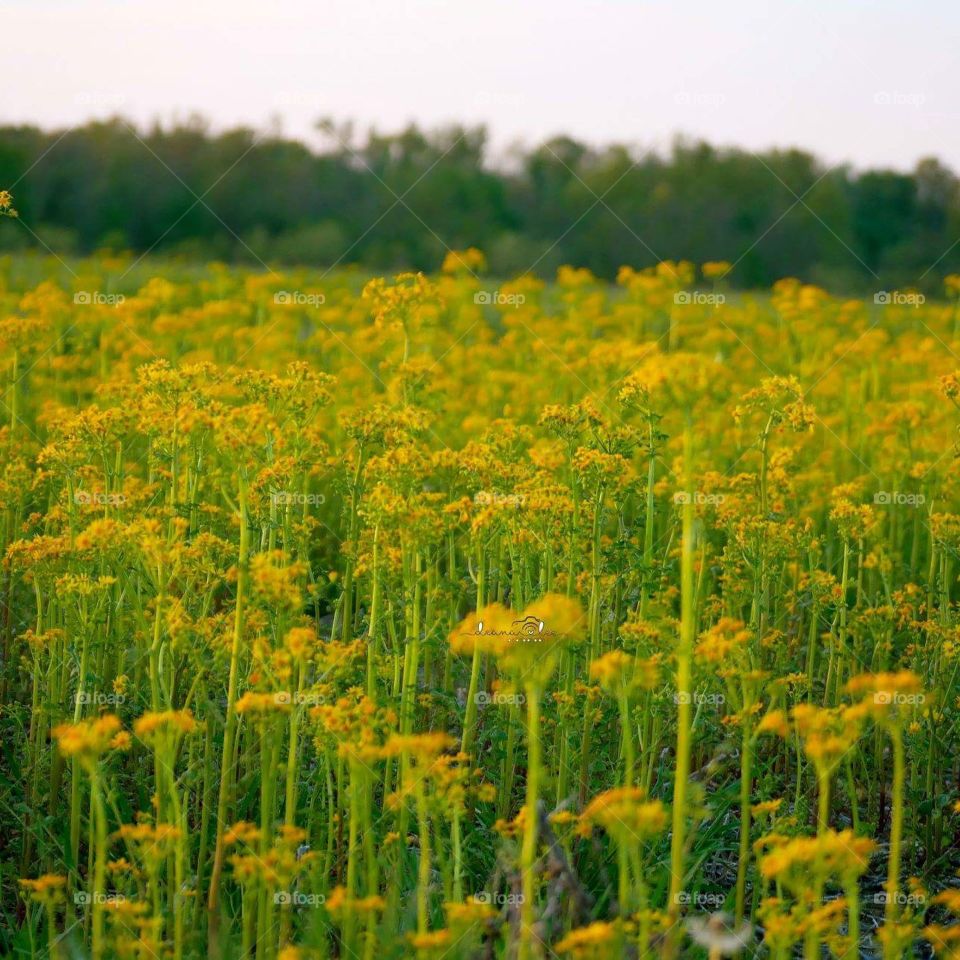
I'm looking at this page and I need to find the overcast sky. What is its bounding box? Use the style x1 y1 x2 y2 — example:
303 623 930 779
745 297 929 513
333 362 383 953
4 0 956 172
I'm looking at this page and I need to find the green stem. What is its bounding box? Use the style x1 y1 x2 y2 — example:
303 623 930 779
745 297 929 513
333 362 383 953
666 424 695 956
883 724 905 960
519 686 541 960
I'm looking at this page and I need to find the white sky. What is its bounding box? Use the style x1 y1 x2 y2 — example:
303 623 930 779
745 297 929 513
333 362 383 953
4 0 957 172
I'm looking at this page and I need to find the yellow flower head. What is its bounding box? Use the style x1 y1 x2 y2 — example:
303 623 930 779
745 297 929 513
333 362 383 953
845 671 925 720
590 650 660 697
555 921 617 958
53 714 127 762
759 829 875 888
579 787 668 843
134 709 198 741
442 248 486 275
19 874 67 906
494 593 586 687
757 709 790 739
696 618 751 664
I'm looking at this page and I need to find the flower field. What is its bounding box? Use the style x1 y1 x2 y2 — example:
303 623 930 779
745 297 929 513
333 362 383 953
4 249 960 959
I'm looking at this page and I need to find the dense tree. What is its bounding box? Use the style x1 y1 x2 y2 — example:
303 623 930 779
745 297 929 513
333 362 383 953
1 117 958 292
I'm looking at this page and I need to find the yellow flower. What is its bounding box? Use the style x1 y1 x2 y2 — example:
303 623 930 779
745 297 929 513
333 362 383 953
381 732 455 763
19 874 67 906
235 691 291 716
579 788 668 843
757 710 790 739
442 248 486 275
555 921 617 957
933 890 960 915
448 603 514 658
845 671 925 719
759 830 875 887
751 798 784 817
445 899 496 927
924 922 960 956
702 261 732 280
590 649 660 697
134 709 198 740
223 821 262 846
493 593 586 687
790 703 864 771
325 885 385 917
53 715 126 761
696 618 751 664
284 626 317 658
407 930 452 951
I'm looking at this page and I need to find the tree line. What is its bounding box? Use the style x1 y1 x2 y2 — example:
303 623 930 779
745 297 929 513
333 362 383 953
1 116 958 292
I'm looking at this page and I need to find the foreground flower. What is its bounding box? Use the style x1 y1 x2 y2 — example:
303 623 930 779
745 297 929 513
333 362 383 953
555 921 617 958
53 715 129 763
19 874 67 906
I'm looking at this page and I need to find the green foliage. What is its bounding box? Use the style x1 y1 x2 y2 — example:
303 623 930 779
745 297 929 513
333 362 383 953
3 119 960 292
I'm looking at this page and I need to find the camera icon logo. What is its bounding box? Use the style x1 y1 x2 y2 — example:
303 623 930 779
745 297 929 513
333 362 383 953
512 615 545 638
